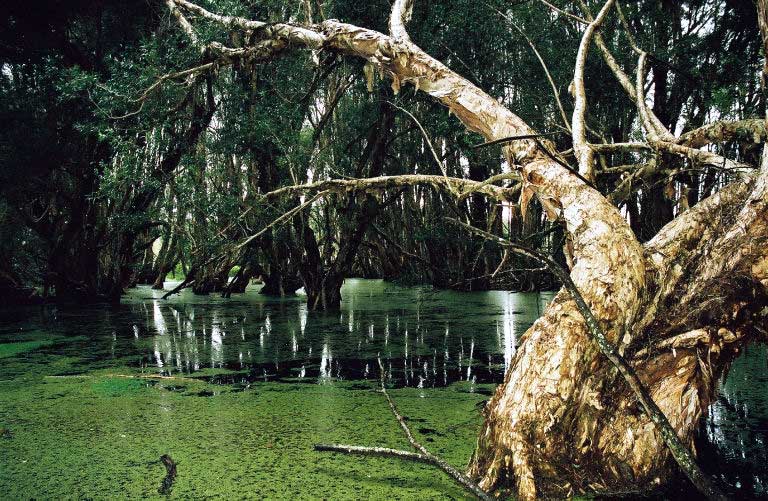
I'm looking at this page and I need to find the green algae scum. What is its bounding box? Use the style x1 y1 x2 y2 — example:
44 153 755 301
1 374 487 499
0 280 766 499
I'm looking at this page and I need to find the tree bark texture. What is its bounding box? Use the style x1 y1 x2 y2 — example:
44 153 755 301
166 2 768 498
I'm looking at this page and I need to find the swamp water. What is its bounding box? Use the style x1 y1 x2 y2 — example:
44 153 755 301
0 279 765 499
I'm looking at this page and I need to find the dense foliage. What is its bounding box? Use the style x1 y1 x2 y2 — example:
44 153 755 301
0 0 763 307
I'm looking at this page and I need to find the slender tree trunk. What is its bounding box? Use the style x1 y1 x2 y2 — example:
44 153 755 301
299 95 394 309
151 245 179 290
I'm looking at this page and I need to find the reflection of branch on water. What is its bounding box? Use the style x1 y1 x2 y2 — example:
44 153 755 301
314 358 492 501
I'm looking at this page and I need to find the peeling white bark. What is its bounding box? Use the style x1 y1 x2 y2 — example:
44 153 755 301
571 0 615 180
161 2 768 499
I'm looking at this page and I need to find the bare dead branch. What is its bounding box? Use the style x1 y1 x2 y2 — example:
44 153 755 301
131 62 215 104
456 173 521 203
236 191 329 252
571 0 615 180
373 358 494 500
590 139 751 171
162 191 328 298
370 223 435 268
313 444 432 463
615 1 642 54
589 142 652 153
311 77 355 147
634 51 672 141
577 0 674 139
313 358 493 501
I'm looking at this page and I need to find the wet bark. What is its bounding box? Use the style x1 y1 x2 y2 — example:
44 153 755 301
224 263 253 295
48 238 123 304
191 262 231 295
259 268 302 296
132 247 158 286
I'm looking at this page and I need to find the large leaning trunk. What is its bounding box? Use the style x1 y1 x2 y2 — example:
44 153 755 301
468 2 768 496
470 172 768 498
162 0 768 498
318 22 768 498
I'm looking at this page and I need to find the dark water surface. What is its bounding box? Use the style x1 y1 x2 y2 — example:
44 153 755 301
124 279 551 388
0 279 765 499
697 342 768 498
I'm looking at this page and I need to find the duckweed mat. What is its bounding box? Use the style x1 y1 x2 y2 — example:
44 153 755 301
0 347 488 500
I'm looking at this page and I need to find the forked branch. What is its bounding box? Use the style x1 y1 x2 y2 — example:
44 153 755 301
571 0 615 179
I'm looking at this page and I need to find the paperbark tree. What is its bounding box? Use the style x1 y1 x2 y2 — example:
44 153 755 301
157 0 768 498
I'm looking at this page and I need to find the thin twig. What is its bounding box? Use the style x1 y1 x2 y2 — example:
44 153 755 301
470 132 561 150
235 191 329 252
387 101 448 178
487 3 571 132
536 0 589 24
313 359 493 501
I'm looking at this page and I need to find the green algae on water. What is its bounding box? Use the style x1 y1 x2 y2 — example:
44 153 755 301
0 369 485 500
91 377 149 397
0 340 53 359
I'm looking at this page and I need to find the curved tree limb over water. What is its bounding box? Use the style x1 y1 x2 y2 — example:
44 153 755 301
160 1 768 498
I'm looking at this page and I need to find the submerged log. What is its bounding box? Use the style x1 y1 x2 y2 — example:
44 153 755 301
158 454 177 495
